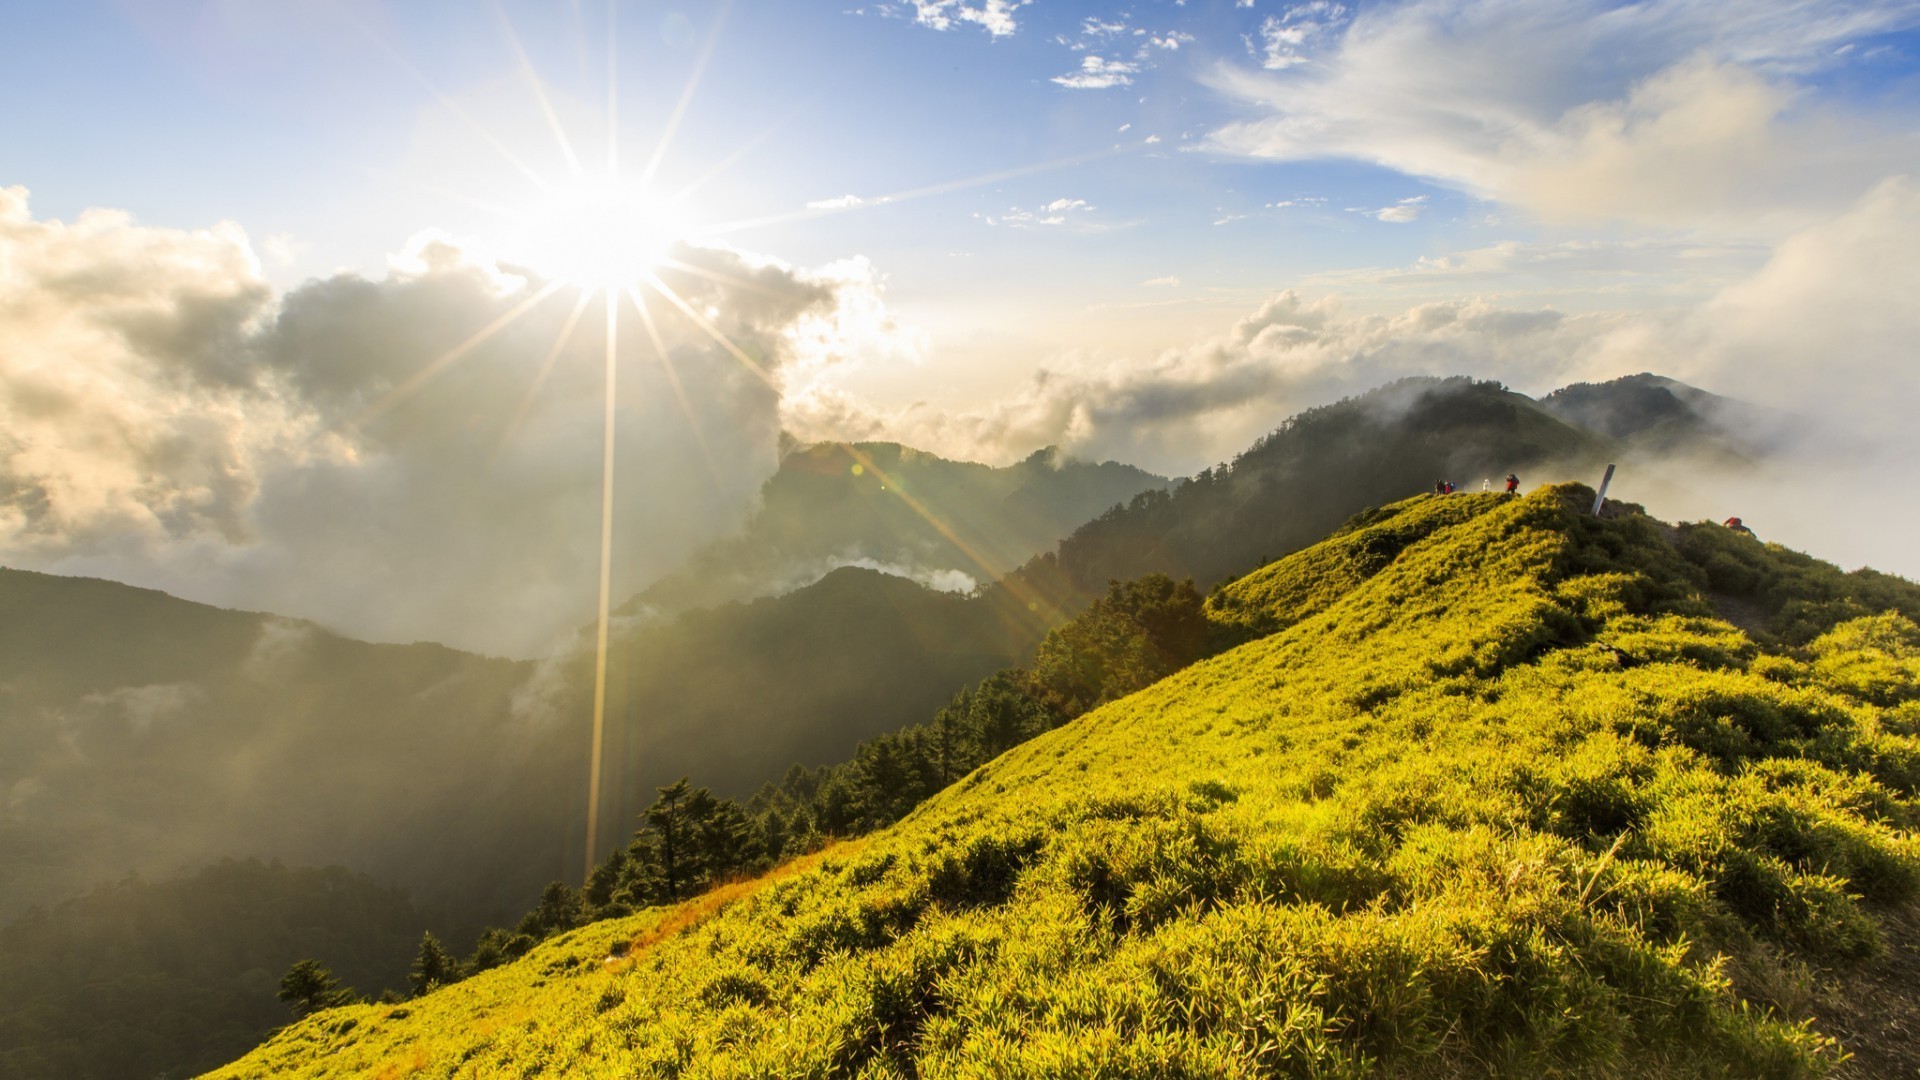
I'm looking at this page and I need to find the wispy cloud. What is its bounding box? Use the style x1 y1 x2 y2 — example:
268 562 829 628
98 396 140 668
806 194 870 211
1252 2 1350 69
1143 275 1182 287
1361 195 1429 223
1205 0 1920 233
979 197 1101 229
1053 55 1140 89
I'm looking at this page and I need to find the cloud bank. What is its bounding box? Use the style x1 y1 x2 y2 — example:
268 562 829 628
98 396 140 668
0 187 898 656
787 178 1920 578
1205 0 1920 233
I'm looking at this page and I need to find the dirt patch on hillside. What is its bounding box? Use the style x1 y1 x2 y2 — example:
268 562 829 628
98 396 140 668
1820 902 1920 1078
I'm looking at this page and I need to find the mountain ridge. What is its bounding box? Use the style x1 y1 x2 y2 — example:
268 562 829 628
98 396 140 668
210 484 1920 1077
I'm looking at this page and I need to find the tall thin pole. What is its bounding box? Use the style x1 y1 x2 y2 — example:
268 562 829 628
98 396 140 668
1591 463 1615 515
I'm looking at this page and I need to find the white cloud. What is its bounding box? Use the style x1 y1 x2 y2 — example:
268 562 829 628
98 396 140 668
806 194 868 211
1205 0 1920 233
790 179 1920 578
0 188 918 656
1368 195 1429 223
909 0 1029 36
1143 276 1182 287
1255 2 1351 69
1151 31 1196 50
794 289 1621 474
1053 55 1140 89
979 198 1100 229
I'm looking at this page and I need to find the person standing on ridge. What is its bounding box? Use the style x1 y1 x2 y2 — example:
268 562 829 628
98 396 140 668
1505 474 1520 494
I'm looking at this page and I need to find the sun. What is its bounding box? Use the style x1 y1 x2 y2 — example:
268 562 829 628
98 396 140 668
514 175 691 288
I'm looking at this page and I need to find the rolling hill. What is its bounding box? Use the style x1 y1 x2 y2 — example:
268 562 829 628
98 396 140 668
210 485 1920 1077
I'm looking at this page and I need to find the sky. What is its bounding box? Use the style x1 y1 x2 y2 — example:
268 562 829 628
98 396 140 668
4 0 1920 655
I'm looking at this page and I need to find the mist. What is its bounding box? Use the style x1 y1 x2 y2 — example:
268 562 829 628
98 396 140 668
0 187 900 656
797 178 1920 582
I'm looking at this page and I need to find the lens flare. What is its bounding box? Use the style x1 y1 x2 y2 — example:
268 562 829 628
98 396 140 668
517 176 691 288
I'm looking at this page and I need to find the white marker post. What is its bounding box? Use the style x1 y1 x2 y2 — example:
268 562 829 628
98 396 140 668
1591 464 1615 515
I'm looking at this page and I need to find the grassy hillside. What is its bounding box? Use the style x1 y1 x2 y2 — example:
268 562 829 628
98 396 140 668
627 442 1167 616
211 486 1920 1078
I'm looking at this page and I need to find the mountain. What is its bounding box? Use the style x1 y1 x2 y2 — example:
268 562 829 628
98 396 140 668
1538 371 1788 459
623 442 1167 616
0 372 1766 925
0 568 566 925
0 558 1039 926
583 564 1030 832
0 859 445 1080
1002 376 1619 602
208 485 1920 1078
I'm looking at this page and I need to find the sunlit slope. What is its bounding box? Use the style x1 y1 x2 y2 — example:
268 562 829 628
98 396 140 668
212 487 1920 1078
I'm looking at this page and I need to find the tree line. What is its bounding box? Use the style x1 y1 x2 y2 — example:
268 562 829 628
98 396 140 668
282 572 1228 1013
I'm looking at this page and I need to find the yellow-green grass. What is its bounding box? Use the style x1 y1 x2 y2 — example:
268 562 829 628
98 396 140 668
210 487 1920 1078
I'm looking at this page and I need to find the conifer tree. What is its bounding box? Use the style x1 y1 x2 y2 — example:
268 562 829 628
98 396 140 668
409 932 458 997
277 959 356 1018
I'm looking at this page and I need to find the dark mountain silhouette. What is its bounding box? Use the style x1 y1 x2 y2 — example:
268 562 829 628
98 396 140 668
1539 371 1789 458
999 376 1620 602
622 442 1167 616
0 568 564 925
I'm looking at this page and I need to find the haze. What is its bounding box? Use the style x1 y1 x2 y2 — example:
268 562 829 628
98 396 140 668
4 0 1919 656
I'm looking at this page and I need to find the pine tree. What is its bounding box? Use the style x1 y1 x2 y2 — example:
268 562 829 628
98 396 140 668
409 931 458 997
277 959 356 1018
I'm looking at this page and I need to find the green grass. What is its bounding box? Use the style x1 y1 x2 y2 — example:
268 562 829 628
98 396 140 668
208 486 1920 1078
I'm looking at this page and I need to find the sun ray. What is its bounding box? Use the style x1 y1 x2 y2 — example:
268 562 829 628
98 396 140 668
639 2 731 189
337 5 555 195
656 255 791 301
669 112 795 206
707 143 1134 237
354 279 568 427
641 272 776 388
626 284 725 485
493 287 596 460
605 0 620 177
832 441 1032 603
585 285 618 877
494 0 584 177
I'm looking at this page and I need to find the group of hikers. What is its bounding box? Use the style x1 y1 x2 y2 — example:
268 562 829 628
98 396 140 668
1426 474 1756 538
1435 474 1521 496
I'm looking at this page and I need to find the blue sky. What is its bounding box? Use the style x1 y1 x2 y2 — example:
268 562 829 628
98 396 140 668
5 0 1920 651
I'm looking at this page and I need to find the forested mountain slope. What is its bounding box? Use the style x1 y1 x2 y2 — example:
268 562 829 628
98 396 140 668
1539 371 1786 458
625 442 1167 616
0 569 556 923
1002 376 1658 605
0 860 444 1080
213 486 1920 1078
